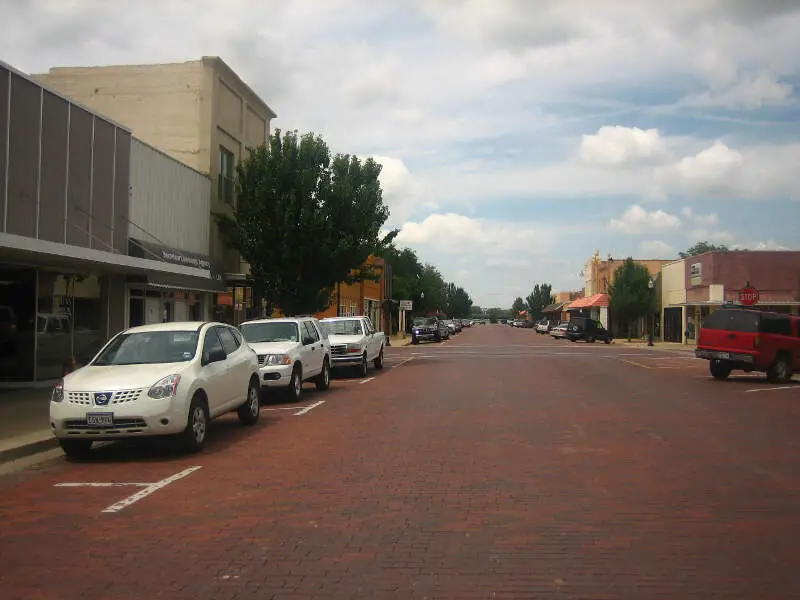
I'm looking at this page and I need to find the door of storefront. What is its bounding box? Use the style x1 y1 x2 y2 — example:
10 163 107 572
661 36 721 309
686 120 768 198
663 307 682 343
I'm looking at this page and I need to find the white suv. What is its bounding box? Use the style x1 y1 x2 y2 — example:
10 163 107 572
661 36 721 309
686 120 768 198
239 316 332 401
49 322 262 459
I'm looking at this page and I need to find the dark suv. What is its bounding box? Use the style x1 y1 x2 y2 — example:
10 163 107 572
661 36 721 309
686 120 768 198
566 317 613 344
695 307 800 382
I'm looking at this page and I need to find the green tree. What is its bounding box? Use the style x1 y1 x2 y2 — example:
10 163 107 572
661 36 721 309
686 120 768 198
525 283 554 319
215 129 391 316
511 297 526 317
679 241 730 258
443 283 473 318
608 258 655 341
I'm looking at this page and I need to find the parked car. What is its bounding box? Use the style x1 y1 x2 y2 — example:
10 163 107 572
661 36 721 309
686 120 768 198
566 317 613 344
239 316 332 401
695 307 800 382
411 316 449 343
49 322 262 459
535 319 552 334
320 316 385 377
550 321 569 339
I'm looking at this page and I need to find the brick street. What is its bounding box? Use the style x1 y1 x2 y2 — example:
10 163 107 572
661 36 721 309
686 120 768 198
1 325 799 599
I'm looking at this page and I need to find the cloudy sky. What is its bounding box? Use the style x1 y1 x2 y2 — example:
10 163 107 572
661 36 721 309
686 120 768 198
2 0 799 307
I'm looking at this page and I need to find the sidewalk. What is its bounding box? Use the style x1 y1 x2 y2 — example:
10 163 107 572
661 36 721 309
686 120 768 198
618 339 696 353
388 334 412 347
0 388 57 463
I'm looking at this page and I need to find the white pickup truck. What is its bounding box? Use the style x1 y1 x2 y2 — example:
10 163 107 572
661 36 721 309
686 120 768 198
320 316 385 377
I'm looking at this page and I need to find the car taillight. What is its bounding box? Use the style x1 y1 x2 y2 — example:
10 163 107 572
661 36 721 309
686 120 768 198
753 335 761 348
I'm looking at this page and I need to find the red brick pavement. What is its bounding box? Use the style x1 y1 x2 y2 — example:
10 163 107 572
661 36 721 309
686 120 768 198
1 325 799 599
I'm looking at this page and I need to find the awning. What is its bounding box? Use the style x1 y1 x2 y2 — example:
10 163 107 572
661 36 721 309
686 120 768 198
542 301 568 313
567 293 610 310
127 272 226 294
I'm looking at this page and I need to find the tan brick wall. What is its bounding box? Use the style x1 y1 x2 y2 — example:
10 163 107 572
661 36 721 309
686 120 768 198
36 62 208 173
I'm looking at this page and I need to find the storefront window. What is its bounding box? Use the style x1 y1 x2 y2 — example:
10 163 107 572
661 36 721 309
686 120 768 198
36 272 74 380
0 267 36 381
72 275 105 366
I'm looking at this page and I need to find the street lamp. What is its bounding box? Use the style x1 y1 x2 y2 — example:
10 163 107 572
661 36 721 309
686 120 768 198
647 278 655 347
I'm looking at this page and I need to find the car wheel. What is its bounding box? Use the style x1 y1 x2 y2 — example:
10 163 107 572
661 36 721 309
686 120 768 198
287 366 303 402
435 332 442 342
358 354 368 378
59 439 92 460
587 336 595 343
604 337 612 344
767 354 792 383
315 358 331 390
411 336 419 345
237 377 261 425
181 395 209 453
710 359 732 380
374 347 384 370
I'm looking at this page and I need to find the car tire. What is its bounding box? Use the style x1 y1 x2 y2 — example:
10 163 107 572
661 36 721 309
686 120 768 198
411 336 419 345
587 336 595 344
59 439 92 460
181 395 209 453
287 366 303 402
237 377 261 425
710 359 732 380
767 354 792 383
374 347 384 370
435 332 442 342
315 358 331 390
358 354 368 378
604 337 612 344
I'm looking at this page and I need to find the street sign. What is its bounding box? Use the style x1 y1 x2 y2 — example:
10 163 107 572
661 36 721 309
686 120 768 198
739 284 759 306
399 300 413 311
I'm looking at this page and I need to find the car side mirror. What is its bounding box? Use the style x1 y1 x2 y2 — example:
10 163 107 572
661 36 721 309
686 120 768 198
303 335 315 346
203 347 227 365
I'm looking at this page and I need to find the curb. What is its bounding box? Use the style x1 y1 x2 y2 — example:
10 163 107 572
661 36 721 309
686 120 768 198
0 435 59 464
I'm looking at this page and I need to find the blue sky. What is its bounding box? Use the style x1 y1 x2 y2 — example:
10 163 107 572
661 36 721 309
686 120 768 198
1 0 798 307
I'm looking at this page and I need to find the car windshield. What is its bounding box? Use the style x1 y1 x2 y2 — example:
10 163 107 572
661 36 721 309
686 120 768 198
321 320 363 336
414 317 437 326
240 322 299 343
92 331 199 366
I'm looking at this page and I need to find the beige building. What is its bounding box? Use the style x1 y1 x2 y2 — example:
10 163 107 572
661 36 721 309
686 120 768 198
583 250 671 296
36 57 277 277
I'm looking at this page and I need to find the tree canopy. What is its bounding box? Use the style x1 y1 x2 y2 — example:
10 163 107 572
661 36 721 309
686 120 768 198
679 241 730 258
608 258 655 340
215 129 392 316
525 283 554 319
511 297 527 316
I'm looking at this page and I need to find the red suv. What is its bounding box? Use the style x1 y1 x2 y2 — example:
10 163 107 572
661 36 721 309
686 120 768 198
695 307 800 382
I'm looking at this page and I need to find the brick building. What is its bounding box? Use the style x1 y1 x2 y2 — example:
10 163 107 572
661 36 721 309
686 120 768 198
661 251 800 344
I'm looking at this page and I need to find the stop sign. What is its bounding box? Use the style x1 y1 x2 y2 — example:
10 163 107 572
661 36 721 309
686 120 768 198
739 284 759 306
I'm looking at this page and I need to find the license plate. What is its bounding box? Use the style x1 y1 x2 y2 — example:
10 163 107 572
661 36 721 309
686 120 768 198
716 352 730 359
86 413 113 427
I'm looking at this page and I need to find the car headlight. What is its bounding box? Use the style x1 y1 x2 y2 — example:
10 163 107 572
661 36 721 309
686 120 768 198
265 354 291 366
148 374 181 399
346 343 363 354
51 380 64 403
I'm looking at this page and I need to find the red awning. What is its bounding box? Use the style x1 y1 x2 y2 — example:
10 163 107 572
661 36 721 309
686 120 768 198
567 293 609 310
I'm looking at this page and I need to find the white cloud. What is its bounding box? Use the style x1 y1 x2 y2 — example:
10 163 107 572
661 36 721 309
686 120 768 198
681 207 719 227
369 155 435 223
609 205 681 234
639 240 676 258
580 126 668 167
732 240 792 251
687 229 737 245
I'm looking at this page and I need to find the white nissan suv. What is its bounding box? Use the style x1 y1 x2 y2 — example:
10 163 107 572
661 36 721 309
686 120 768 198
239 316 332 401
49 322 262 459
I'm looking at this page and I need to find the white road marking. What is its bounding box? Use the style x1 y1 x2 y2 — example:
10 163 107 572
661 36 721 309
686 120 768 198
390 357 415 369
744 385 800 393
101 466 202 514
262 406 310 411
619 358 652 369
360 377 375 384
55 482 151 488
294 400 325 416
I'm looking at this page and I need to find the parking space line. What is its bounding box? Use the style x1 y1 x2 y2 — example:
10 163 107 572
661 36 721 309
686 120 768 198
294 400 325 416
101 466 202 514
390 357 415 369
262 406 307 411
55 482 151 488
619 358 652 369
744 385 800 394
360 377 376 384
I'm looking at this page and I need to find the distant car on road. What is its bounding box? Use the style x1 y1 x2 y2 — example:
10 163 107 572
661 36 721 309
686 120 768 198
566 317 613 344
550 321 569 339
411 316 449 344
